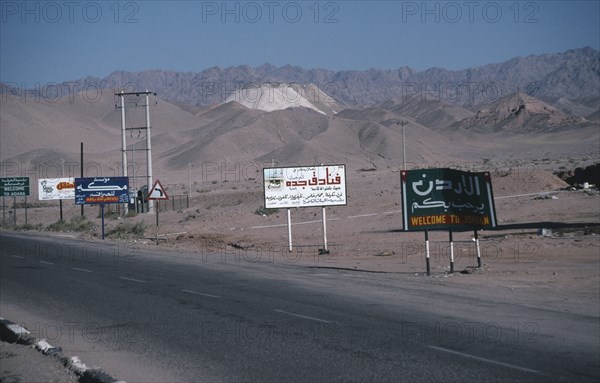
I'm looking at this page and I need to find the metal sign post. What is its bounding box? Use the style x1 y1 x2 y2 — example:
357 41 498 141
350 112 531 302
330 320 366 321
400 168 497 275
263 165 347 254
449 229 454 274
287 208 293 252
101 204 105 240
146 179 169 245
75 177 130 239
474 229 482 267
425 229 430 276
321 207 329 254
0 177 30 227
155 202 160 245
39 178 75 222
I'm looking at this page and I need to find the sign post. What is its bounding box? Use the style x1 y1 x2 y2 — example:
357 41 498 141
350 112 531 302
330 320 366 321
0 177 30 226
425 230 430 276
75 177 130 239
263 165 347 253
287 208 293 252
474 228 482 267
146 179 169 245
400 169 497 274
321 207 328 254
39 178 75 222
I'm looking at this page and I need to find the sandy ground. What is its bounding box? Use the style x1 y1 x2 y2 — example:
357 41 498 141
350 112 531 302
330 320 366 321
0 340 79 383
2 165 598 287
1 162 599 381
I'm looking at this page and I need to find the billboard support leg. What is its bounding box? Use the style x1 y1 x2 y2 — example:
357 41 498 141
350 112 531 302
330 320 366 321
155 203 159 245
321 207 329 254
101 204 105 240
425 229 430 276
24 197 27 226
287 208 293 252
449 229 454 273
474 228 481 267
59 200 63 221
13 197 16 226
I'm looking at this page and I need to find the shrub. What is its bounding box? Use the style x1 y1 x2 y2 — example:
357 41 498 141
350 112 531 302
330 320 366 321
254 206 279 216
47 216 96 233
105 221 146 239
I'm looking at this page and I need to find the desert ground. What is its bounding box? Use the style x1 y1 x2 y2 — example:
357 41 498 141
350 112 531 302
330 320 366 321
1 85 598 329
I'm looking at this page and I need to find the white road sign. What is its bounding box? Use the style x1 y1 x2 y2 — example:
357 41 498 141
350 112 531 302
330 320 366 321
263 165 347 209
38 178 75 200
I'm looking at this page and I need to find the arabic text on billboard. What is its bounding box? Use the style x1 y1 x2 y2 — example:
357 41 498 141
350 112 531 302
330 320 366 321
0 177 30 197
401 168 497 231
38 178 75 200
263 165 347 208
75 177 129 205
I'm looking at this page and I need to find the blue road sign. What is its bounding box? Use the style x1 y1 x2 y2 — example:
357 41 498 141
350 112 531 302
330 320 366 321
75 177 129 205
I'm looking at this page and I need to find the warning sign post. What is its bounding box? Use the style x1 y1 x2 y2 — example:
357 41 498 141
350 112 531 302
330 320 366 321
400 168 497 275
146 179 169 244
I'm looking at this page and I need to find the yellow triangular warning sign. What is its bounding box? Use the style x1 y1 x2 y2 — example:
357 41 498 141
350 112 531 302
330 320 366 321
147 179 169 200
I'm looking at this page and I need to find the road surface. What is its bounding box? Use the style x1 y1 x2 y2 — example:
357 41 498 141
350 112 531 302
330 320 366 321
1 231 598 382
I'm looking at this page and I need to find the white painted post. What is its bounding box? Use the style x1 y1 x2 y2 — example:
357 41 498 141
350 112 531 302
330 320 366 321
449 230 454 273
425 229 430 276
287 208 293 252
322 207 328 253
474 229 482 267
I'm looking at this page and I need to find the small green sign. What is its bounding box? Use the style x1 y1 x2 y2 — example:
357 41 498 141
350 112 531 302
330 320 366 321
0 177 30 197
401 169 497 231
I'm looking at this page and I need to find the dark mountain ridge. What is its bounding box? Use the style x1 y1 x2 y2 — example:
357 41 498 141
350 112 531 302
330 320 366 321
2 47 598 109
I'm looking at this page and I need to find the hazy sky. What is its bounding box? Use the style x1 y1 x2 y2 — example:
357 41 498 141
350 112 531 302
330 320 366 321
1 1 599 85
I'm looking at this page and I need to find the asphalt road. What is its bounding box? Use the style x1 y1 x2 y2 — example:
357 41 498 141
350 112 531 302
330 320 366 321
1 231 598 382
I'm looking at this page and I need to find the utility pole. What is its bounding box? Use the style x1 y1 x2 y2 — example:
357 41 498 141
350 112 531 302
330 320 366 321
119 92 128 216
80 142 84 216
188 162 192 198
145 91 154 213
399 120 409 170
116 90 156 214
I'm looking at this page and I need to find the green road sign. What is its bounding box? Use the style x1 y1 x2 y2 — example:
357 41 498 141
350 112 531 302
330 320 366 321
400 169 497 231
0 177 30 197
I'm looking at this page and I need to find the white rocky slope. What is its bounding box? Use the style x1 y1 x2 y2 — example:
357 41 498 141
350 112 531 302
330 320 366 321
224 83 342 115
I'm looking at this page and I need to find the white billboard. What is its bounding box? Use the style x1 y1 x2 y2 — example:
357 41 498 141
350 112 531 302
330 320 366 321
263 165 347 208
38 178 75 200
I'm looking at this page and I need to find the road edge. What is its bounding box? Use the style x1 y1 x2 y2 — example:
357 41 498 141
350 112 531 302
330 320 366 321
0 317 126 383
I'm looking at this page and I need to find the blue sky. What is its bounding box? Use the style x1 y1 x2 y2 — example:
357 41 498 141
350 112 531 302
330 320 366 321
1 1 599 85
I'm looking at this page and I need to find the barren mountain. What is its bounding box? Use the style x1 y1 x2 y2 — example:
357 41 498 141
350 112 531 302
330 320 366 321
5 47 597 108
587 109 600 122
224 83 343 115
447 93 590 134
0 91 203 166
1 80 597 189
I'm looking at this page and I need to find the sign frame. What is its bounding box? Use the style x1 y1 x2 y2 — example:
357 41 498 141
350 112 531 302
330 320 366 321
263 164 347 209
74 177 129 205
147 179 169 200
400 168 497 231
0 177 30 197
38 178 75 201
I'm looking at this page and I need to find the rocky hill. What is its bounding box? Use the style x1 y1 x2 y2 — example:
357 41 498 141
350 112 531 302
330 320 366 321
3 47 597 109
447 93 591 134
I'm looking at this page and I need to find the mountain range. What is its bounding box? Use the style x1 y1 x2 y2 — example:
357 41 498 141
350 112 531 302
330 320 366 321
0 47 598 189
2 47 598 109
